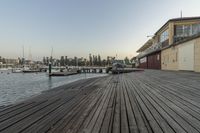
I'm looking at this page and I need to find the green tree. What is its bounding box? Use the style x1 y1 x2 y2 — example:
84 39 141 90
124 57 130 65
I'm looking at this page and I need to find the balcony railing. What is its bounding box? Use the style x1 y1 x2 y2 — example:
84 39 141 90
137 42 162 58
137 32 200 58
174 36 191 43
174 32 200 43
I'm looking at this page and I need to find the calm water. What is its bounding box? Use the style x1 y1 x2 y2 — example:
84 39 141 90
0 70 107 106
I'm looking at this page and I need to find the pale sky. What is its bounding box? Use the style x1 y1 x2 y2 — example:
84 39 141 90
0 0 200 60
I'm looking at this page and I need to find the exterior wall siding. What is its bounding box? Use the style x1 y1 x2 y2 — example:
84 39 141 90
195 38 200 72
161 47 178 70
161 37 200 72
178 40 195 71
168 22 174 45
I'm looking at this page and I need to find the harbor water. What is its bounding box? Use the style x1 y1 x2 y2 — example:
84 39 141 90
0 70 107 106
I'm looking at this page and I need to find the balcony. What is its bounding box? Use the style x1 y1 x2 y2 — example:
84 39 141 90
137 42 162 58
174 31 200 43
161 39 169 48
174 35 191 43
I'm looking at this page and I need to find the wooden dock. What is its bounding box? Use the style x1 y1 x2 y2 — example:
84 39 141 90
0 70 200 133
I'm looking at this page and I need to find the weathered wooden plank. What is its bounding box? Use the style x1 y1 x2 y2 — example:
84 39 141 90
0 70 199 133
90 83 114 133
46 78 109 133
131 80 181 133
112 76 121 133
123 76 151 133
127 76 164 133
24 86 98 133
80 77 114 132
130 72 199 133
119 76 130 133
66 88 104 133
122 77 139 133
59 86 103 133
99 80 116 133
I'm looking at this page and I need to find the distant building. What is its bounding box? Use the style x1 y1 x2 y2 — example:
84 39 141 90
136 16 200 72
0 58 20 68
5 58 20 65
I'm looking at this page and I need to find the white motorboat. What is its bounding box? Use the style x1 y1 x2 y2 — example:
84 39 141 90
12 68 23 73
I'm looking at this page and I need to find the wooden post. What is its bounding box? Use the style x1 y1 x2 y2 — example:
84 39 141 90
49 63 52 75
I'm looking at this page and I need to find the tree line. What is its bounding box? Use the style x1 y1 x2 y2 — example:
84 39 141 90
42 54 131 67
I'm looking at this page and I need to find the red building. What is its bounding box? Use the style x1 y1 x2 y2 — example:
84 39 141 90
147 51 161 69
137 39 161 70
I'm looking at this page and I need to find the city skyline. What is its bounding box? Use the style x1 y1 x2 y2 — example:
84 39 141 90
0 0 200 60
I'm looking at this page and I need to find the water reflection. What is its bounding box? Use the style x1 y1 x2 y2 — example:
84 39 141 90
48 76 53 88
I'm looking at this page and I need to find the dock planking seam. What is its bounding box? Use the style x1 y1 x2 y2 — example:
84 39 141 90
131 73 199 133
20 78 106 133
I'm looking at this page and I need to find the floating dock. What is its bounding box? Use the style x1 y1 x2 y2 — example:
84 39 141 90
22 70 41 73
0 70 200 133
49 71 78 76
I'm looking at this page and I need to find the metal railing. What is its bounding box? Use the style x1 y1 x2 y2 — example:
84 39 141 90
174 32 200 43
137 42 162 58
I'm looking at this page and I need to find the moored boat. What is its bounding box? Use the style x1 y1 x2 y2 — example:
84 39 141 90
12 68 23 73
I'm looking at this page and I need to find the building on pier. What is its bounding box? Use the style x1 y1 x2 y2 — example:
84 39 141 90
136 16 200 72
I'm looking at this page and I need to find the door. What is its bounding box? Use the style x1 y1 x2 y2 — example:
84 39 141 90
178 42 194 71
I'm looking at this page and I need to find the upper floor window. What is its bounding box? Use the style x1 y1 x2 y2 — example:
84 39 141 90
175 24 200 37
160 30 169 43
192 23 200 35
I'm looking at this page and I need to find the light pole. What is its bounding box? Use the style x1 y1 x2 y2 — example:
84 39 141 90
76 58 78 68
147 35 155 38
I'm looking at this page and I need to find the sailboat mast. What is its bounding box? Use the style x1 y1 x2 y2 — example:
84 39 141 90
50 47 53 63
23 46 24 59
22 45 25 65
49 47 53 75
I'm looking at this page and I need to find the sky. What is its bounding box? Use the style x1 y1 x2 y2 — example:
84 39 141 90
0 0 200 60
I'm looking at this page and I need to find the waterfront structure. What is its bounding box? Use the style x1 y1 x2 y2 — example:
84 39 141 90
136 16 200 72
0 58 20 68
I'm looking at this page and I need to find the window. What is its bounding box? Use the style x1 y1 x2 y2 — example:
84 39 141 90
183 25 191 36
175 25 191 37
176 25 183 36
140 57 147 63
160 30 169 42
175 24 200 37
192 23 200 35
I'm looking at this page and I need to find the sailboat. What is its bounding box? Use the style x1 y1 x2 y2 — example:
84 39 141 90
22 47 41 73
12 46 25 73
